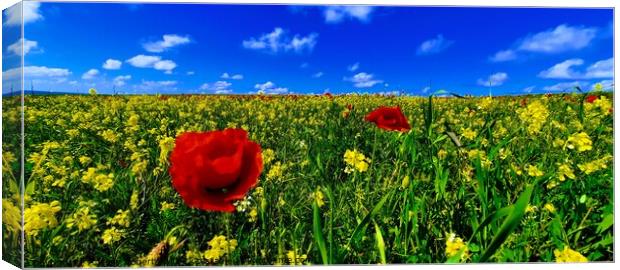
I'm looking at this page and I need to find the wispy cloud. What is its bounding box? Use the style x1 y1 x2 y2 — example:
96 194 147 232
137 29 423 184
417 35 454 55
348 62 360 72
201 81 233 94
221 73 243 80
254 81 289 94
538 58 613 79
477 72 508 86
7 38 40 56
243 28 318 54
312 72 324 78
102 59 122 70
81 69 100 80
142 34 191 53
345 72 383 88
490 24 598 62
323 6 375 24
3 2 43 26
113 75 131 87
4 66 71 80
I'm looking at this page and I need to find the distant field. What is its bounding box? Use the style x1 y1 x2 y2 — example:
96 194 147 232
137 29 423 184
1 92 613 266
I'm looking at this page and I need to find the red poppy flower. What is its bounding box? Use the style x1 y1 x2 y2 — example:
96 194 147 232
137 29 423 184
585 95 598 103
364 106 411 132
169 128 263 212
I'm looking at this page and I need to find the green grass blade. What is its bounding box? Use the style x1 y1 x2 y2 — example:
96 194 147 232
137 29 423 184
478 182 536 262
373 221 386 264
312 200 329 264
349 190 393 247
468 205 514 243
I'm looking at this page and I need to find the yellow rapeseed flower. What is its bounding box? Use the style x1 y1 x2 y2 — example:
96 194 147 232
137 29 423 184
554 246 588 262
526 164 544 177
24 201 62 236
66 207 97 232
343 149 371 174
107 209 131 228
445 233 469 260
557 164 575 181
566 132 592 152
101 227 124 245
544 203 556 213
286 250 308 265
2 199 21 233
517 100 549 135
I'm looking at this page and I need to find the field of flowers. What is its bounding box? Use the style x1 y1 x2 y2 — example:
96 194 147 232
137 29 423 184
1 90 614 267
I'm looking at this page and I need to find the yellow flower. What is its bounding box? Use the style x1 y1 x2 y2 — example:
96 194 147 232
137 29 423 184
266 161 285 181
554 246 588 262
82 166 115 192
130 190 140 210
101 227 124 245
66 207 97 232
107 209 131 228
557 164 575 181
79 156 92 165
313 188 325 208
566 132 592 152
99 129 119 143
2 199 21 233
248 208 258 222
24 201 62 236
160 201 175 212
186 249 203 264
578 155 612 175
461 128 477 140
262 149 275 165
401 175 410 189
158 136 175 165
203 235 238 263
82 261 98 268
526 164 544 177
517 100 549 134
544 203 556 213
286 250 308 265
525 204 538 213
445 233 469 260
437 149 448 160
343 149 371 174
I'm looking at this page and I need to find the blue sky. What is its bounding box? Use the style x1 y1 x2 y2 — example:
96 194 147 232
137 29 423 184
2 2 614 95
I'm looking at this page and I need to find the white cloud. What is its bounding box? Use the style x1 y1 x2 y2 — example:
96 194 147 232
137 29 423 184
523 86 536 93
126 55 177 73
300 62 309 68
490 24 599 61
323 6 375 24
154 60 177 73
186 71 195 75
477 72 508 86
126 55 161 67
81 69 99 80
3 2 43 26
242 28 318 54
143 34 190 53
113 75 131 86
102 59 122 70
421 86 431 93
7 38 39 55
543 81 588 92
518 24 597 53
345 72 383 88
221 73 243 80
584 58 613 78
538 58 584 79
417 35 454 55
489 50 517 62
539 58 613 79
312 72 324 78
4 66 71 80
201 81 233 94
348 62 360 72
254 81 289 94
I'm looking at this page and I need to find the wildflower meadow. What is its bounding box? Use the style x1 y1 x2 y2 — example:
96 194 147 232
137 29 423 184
1 87 614 267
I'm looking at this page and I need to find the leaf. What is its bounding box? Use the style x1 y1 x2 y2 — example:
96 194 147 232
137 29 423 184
312 200 328 264
445 131 462 148
373 221 386 264
468 205 513 243
478 182 536 262
349 190 393 247
596 214 613 234
445 249 465 264
25 180 36 196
